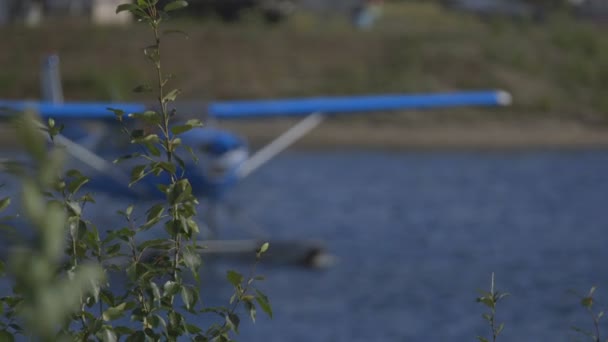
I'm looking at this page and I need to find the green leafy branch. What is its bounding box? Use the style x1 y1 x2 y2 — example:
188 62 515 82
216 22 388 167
572 286 607 342
3 112 105 341
202 243 272 340
477 273 509 342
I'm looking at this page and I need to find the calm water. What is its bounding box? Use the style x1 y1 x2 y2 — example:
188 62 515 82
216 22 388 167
4 150 608 341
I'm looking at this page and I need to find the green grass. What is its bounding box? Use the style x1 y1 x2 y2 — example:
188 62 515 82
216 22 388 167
1 2 607 120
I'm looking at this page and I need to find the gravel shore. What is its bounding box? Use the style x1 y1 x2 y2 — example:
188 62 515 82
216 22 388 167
220 118 608 150
2 119 607 151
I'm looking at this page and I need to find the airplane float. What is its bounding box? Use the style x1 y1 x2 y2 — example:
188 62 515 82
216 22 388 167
0 55 512 266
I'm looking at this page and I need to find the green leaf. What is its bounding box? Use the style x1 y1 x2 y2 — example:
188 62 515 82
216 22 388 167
167 179 193 205
132 84 152 93
156 162 176 175
168 311 184 332
180 285 198 311
171 118 203 135
97 327 118 342
0 197 10 212
497 322 505 335
137 239 169 252
581 296 594 308
105 243 121 256
102 303 127 321
129 164 147 186
47 123 64 139
255 290 272 318
116 3 138 14
226 313 240 333
185 324 202 334
477 296 495 309
130 129 144 139
183 247 202 278
145 204 165 226
66 201 82 216
226 270 243 288
66 176 89 194
149 281 161 304
66 169 84 178
126 331 146 342
113 153 140 164
256 242 270 259
113 326 134 336
477 337 489 342
245 300 256 323
147 143 161 157
170 124 194 135
162 89 181 103
163 280 181 298
147 314 166 330
185 118 203 127
131 133 159 145
164 0 188 12
126 204 134 217
184 145 199 163
129 111 162 125
107 107 125 122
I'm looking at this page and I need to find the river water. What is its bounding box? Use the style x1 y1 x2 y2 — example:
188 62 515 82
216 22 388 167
224 149 608 341
3 149 608 341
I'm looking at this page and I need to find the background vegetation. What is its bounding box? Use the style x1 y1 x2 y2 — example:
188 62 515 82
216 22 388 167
1 2 607 122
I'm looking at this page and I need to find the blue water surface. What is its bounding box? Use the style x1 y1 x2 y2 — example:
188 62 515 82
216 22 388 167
3 149 608 341
228 149 608 341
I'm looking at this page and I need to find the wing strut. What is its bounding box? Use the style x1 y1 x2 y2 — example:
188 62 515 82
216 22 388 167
34 121 135 192
236 112 325 179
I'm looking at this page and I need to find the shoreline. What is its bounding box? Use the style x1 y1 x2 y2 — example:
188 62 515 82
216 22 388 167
219 119 608 151
1 119 608 151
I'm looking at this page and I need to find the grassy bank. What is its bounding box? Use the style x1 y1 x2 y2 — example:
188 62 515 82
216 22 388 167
1 2 607 123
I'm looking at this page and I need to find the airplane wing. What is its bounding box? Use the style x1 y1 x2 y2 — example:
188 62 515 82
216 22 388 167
1 90 511 120
0 100 145 120
208 90 511 118
0 90 512 184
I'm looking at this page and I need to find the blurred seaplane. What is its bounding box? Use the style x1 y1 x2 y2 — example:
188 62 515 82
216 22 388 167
0 55 512 266
0 91 512 199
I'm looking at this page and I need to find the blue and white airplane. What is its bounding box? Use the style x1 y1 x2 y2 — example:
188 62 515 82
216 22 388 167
0 90 512 202
0 56 512 263
0 55 513 203
0 89 512 201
